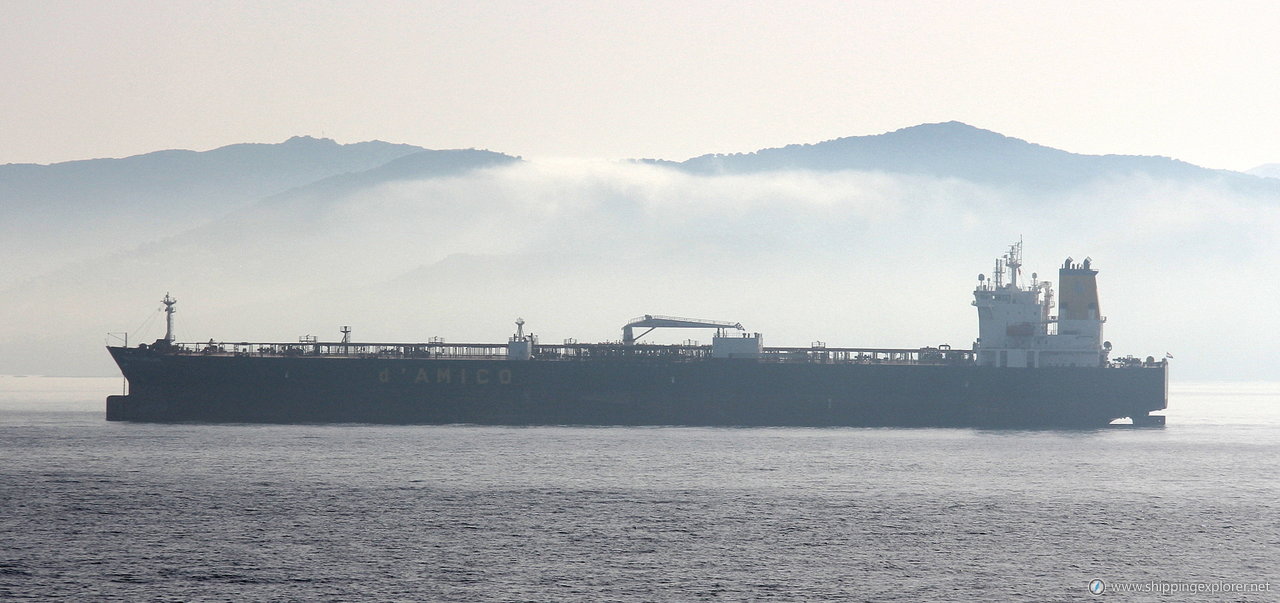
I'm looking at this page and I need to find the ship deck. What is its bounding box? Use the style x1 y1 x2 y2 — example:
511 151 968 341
145 340 975 365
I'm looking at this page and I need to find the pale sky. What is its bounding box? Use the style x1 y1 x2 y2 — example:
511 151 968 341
3 0 1279 171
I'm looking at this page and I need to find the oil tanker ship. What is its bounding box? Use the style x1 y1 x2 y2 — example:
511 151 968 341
106 242 1168 428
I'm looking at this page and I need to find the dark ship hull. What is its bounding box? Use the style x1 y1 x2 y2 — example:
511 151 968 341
106 346 1167 428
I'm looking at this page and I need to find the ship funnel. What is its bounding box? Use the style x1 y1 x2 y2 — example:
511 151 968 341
1058 258 1100 321
1056 257 1105 364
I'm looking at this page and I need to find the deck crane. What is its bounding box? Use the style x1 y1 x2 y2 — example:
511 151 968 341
622 315 744 345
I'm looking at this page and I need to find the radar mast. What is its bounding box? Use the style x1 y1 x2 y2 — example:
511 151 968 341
1005 238 1023 289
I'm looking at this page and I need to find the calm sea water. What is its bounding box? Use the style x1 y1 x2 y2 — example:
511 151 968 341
1 376 1276 601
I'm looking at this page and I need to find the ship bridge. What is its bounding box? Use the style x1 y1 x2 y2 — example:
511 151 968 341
973 240 1108 368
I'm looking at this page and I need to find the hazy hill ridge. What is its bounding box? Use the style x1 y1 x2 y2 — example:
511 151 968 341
1248 163 1280 179
647 122 1278 195
1 135 426 212
257 147 522 207
0 137 514 286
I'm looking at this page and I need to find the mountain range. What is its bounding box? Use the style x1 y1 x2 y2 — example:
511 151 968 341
648 121 1279 195
2 136 432 284
1248 163 1280 178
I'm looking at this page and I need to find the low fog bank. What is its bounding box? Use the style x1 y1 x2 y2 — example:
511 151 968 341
4 160 1275 380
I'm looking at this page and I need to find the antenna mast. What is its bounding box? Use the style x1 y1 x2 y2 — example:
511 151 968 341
162 293 177 343
1006 238 1023 289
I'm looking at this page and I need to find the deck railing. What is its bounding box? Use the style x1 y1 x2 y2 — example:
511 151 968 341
144 340 1159 368
151 340 978 366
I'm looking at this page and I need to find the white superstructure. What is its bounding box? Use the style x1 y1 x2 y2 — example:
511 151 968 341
972 241 1109 368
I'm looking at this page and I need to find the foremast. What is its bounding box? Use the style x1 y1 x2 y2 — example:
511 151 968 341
161 293 177 344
